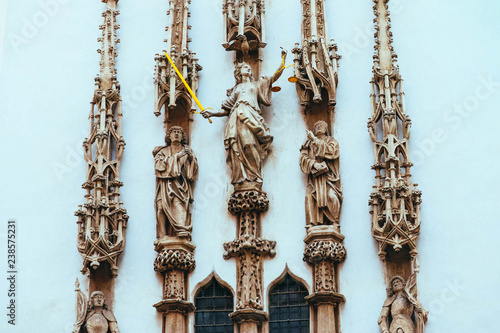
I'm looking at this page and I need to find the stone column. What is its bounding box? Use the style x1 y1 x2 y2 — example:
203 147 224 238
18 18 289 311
303 227 346 333
153 240 196 333
223 190 276 333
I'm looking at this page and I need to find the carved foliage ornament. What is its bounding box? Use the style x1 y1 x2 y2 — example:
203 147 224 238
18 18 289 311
223 235 276 259
154 249 196 273
228 190 269 214
304 240 346 264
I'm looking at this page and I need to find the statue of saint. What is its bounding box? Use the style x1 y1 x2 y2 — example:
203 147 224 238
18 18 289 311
74 291 119 333
299 120 342 228
153 126 198 240
378 276 428 333
202 50 287 189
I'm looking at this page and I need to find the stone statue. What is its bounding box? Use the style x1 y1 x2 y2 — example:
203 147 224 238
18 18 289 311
378 276 427 333
73 290 120 333
153 126 198 240
300 120 342 228
202 50 287 189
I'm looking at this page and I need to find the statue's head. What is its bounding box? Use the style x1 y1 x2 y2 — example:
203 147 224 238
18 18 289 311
165 126 188 146
89 291 107 309
313 120 329 136
234 62 253 84
389 276 406 295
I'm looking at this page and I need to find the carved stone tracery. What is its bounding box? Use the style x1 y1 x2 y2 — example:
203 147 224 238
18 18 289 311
75 1 126 304
291 0 341 110
369 1 427 331
154 0 202 135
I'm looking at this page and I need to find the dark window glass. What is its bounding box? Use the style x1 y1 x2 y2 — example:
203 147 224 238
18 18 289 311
195 277 233 333
269 274 309 333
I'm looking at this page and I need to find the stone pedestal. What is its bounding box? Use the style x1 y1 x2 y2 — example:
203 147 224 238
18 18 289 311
224 190 275 331
230 309 269 333
154 238 196 333
303 226 346 333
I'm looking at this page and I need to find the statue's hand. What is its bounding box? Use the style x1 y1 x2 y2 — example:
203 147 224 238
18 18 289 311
184 148 193 161
201 110 213 119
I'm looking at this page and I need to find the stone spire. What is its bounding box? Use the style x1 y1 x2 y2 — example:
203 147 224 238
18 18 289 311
75 0 127 307
368 1 428 331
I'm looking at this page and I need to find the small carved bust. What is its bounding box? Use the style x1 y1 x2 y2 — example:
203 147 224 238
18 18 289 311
299 120 342 228
82 291 119 333
153 126 198 240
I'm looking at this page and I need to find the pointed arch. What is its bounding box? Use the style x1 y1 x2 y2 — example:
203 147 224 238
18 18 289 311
192 272 234 333
267 266 310 333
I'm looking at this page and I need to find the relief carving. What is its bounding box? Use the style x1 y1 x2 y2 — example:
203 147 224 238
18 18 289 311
236 252 263 310
202 53 286 190
378 276 428 333
300 121 342 229
153 126 198 241
73 280 120 333
314 261 336 293
164 270 185 300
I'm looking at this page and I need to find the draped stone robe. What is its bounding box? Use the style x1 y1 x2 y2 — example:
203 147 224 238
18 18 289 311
154 145 198 237
222 76 274 186
300 135 342 226
82 309 118 333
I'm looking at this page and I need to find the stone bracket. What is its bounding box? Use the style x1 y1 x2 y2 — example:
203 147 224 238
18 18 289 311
154 299 195 315
305 291 345 306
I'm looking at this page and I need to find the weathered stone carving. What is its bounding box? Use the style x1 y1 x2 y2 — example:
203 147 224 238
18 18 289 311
291 0 340 109
153 126 198 241
314 261 336 293
222 0 266 63
378 276 428 333
236 252 263 310
303 240 346 264
369 0 427 330
228 190 269 214
152 125 197 331
72 279 120 333
75 0 126 296
300 120 342 229
154 248 196 273
216 5 280 332
223 236 276 258
154 0 202 129
153 6 200 330
202 54 286 190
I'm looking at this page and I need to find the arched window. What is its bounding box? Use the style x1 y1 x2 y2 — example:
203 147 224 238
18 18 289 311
194 277 233 333
269 273 309 333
